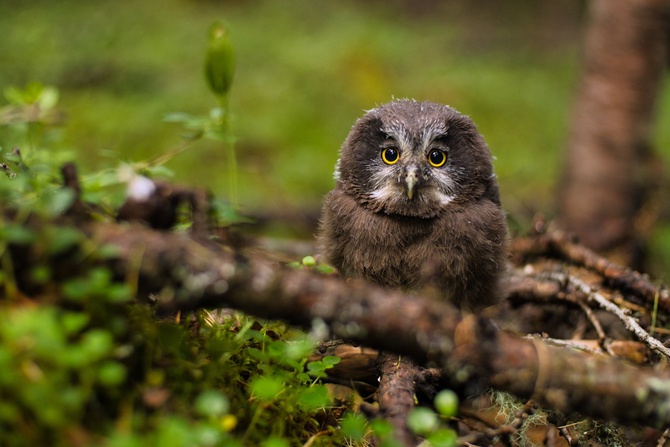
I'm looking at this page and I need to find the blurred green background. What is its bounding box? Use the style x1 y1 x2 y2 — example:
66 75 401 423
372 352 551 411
1 0 669 263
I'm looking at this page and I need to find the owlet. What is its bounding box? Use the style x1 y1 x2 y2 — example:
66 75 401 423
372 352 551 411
318 100 508 311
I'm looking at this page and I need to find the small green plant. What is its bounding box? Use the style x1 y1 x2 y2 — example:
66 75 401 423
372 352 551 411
336 390 460 447
160 20 239 211
288 255 336 275
406 398 458 447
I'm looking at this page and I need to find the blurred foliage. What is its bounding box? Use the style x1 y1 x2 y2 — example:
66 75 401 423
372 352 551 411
2 0 668 233
1 0 668 216
0 84 348 446
0 0 591 217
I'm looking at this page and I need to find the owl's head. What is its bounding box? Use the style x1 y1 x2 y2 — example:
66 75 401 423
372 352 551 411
335 100 499 218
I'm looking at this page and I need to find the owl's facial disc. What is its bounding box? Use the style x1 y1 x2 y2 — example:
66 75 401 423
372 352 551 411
337 100 498 218
365 154 457 218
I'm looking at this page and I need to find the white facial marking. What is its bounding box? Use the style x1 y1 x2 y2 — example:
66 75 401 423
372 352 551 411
381 120 412 153
369 185 401 202
370 163 395 193
434 190 455 206
420 119 449 152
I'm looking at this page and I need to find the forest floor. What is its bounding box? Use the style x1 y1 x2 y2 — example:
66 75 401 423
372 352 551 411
4 164 669 446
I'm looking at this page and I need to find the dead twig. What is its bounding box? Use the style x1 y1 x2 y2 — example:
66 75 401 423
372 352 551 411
532 337 648 364
657 428 670 447
554 272 670 359
512 231 670 312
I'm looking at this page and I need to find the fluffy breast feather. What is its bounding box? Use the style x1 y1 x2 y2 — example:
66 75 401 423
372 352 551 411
318 189 508 310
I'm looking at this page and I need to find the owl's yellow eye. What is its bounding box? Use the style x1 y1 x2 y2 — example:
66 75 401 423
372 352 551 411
428 149 447 167
381 147 399 165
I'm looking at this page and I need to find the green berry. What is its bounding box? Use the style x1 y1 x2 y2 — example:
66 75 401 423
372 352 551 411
434 389 459 418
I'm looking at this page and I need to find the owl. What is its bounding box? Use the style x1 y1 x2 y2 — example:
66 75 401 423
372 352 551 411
317 100 508 311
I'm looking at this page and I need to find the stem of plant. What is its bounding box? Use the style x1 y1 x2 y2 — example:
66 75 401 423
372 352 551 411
219 95 238 209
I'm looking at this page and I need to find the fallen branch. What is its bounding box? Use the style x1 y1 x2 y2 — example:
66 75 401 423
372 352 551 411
16 220 662 427
376 353 420 446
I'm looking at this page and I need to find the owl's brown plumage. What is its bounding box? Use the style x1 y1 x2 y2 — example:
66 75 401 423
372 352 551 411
318 100 508 311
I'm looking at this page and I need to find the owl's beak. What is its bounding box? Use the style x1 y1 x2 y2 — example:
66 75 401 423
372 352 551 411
405 166 419 200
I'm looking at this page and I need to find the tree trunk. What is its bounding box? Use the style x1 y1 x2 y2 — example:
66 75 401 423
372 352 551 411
557 0 668 267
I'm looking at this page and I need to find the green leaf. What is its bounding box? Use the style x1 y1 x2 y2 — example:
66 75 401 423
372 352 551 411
407 407 439 436
370 419 395 439
246 347 268 362
297 385 330 410
316 264 335 274
37 85 59 110
195 390 230 417
249 376 284 401
79 329 114 360
340 412 368 440
46 226 83 255
306 360 328 378
45 188 76 216
426 429 458 447
283 338 315 361
98 361 127 386
61 312 90 335
193 425 223 446
62 277 91 301
141 164 174 179
321 355 341 366
260 436 289 447
93 244 121 260
0 224 37 244
105 283 132 303
266 340 286 359
306 355 339 378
